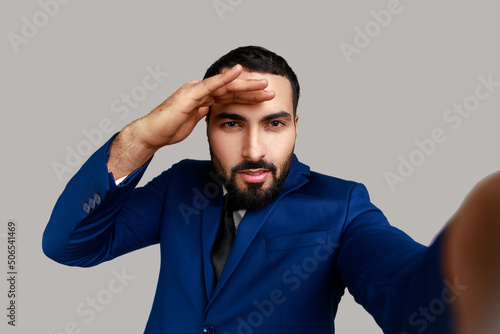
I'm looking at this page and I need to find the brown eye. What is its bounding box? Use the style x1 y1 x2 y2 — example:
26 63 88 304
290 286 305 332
269 120 284 127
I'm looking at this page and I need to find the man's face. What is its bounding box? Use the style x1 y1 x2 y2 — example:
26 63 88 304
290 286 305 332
207 69 299 210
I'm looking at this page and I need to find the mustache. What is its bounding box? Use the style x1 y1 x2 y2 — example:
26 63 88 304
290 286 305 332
231 160 277 174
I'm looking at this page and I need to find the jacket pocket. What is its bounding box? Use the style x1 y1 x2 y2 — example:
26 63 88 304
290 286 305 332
266 230 329 252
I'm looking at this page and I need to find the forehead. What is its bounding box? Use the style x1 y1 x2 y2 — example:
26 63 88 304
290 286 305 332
211 69 294 118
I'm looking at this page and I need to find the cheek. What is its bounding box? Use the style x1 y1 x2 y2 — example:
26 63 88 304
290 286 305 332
208 130 227 151
267 131 296 156
209 132 241 163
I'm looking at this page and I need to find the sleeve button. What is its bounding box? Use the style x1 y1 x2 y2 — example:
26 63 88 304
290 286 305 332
83 203 91 214
94 193 102 205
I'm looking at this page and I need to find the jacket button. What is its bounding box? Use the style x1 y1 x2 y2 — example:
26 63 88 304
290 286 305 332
83 203 91 213
89 198 96 209
202 325 216 334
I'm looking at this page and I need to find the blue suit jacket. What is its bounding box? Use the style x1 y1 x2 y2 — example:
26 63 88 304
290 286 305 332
43 136 453 333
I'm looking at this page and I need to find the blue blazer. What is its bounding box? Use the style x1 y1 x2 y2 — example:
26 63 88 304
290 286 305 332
43 136 453 333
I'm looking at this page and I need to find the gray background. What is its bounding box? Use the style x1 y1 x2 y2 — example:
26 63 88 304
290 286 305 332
1 0 499 333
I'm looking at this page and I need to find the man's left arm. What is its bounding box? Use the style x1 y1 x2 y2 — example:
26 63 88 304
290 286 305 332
338 173 500 334
337 183 454 333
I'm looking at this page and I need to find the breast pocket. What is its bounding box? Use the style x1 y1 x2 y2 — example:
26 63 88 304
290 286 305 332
266 230 330 252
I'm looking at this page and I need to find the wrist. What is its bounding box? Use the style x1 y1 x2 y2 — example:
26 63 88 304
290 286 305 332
107 121 157 179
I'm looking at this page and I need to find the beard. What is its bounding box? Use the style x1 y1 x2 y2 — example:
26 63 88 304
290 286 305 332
210 149 293 211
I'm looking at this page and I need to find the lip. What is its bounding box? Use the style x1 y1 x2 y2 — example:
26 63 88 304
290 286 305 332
238 169 270 183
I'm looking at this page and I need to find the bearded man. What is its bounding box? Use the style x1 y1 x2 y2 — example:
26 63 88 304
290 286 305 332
43 46 500 334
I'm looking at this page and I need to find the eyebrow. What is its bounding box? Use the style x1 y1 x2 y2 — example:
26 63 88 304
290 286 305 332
214 113 247 122
214 111 291 123
260 111 291 122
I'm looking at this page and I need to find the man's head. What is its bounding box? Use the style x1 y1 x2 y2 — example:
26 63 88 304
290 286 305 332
203 46 300 116
204 46 300 210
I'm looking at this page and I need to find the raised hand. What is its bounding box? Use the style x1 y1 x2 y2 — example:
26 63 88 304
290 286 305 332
108 64 275 179
137 64 274 148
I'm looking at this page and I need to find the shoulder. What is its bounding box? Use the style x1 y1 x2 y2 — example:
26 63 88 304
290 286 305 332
303 169 366 200
163 159 217 186
170 159 212 172
308 170 357 188
287 156 371 202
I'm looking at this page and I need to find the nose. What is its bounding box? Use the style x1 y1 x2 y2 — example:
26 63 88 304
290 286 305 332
242 127 266 162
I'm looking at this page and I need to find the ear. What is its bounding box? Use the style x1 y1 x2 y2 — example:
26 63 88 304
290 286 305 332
294 115 299 137
205 117 209 137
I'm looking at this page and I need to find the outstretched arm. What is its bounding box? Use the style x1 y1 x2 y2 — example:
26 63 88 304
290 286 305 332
443 171 500 334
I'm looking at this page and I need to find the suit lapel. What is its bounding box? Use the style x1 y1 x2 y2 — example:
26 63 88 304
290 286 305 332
207 155 310 305
201 180 224 301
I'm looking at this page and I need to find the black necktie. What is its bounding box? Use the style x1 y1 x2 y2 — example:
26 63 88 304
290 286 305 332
211 198 236 282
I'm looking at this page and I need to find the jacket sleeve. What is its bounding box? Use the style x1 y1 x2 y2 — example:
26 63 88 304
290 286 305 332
42 133 171 267
337 183 455 333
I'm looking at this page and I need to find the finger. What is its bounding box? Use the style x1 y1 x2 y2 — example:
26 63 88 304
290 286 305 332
191 64 243 100
210 78 269 97
214 90 276 104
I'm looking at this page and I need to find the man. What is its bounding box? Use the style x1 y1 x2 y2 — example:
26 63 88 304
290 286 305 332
43 46 500 333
